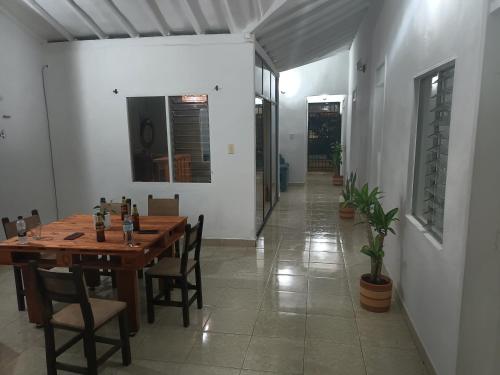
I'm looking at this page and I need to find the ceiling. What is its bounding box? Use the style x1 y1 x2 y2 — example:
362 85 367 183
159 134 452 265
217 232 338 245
0 0 371 71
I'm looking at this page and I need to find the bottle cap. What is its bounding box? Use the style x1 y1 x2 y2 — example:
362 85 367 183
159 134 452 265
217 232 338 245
17 216 23 220
133 204 137 207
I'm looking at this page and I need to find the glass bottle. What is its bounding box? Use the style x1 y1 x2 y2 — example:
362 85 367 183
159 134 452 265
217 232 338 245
95 213 105 242
123 215 134 245
120 196 127 221
16 216 27 244
132 204 140 231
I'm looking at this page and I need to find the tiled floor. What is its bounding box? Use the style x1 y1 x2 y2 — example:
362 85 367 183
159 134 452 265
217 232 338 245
0 173 428 374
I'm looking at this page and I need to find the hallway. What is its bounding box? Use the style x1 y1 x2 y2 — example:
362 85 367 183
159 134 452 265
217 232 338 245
0 174 428 375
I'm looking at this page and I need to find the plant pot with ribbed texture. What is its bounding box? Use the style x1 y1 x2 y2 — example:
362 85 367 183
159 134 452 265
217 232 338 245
339 206 355 219
360 273 393 312
332 175 344 186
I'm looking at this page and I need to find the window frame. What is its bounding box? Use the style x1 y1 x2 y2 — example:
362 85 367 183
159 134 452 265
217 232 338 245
410 60 456 243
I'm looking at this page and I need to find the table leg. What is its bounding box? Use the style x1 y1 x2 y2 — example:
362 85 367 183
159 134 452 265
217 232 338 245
116 270 140 333
21 264 43 325
82 255 101 288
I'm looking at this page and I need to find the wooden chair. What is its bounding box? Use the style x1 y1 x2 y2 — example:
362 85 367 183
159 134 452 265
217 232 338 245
100 202 122 215
147 194 179 216
145 215 204 327
29 262 131 375
2 209 44 311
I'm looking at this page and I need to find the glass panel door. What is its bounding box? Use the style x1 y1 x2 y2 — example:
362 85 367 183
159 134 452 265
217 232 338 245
255 97 264 231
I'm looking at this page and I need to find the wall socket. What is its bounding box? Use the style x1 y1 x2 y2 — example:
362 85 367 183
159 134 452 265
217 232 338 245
228 144 235 154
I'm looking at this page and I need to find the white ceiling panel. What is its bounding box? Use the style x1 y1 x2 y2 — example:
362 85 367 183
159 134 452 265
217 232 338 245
0 0 373 71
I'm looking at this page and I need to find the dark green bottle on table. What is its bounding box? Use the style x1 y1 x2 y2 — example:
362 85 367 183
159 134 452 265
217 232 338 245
95 213 105 242
120 196 127 221
132 204 140 231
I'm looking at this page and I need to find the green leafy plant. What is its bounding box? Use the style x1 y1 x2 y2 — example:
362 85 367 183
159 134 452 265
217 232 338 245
368 201 399 237
331 143 343 176
351 182 399 284
361 235 385 283
341 172 357 208
352 184 382 217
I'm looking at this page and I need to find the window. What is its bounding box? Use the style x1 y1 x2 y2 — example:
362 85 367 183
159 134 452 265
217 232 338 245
127 97 169 182
412 62 455 241
169 95 211 183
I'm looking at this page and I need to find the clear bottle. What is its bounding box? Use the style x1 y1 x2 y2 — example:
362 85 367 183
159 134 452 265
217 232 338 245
123 215 134 245
16 216 27 244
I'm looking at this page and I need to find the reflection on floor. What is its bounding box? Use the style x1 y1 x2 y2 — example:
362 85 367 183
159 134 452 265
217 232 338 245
0 173 428 374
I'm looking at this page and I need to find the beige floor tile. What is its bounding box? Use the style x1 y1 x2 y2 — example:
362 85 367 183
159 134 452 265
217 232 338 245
307 293 354 318
133 327 198 362
177 363 241 375
357 318 416 350
274 261 309 276
363 346 428 375
310 242 341 253
276 250 310 262
262 290 308 314
309 251 344 264
204 308 258 335
306 314 359 345
308 276 350 296
240 371 292 375
304 339 365 375
268 275 308 293
243 336 304 374
308 263 347 278
253 311 306 339
186 332 251 368
102 359 181 374
217 288 263 310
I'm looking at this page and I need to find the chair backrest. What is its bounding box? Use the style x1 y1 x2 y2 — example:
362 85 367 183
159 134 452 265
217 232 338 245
101 202 122 215
2 209 41 239
148 194 179 216
180 215 204 274
29 261 94 328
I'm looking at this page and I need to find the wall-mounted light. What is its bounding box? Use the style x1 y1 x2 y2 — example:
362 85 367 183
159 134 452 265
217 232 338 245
357 60 367 73
181 95 208 103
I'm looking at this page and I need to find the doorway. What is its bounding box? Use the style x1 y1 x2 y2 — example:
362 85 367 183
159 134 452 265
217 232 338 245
307 99 342 172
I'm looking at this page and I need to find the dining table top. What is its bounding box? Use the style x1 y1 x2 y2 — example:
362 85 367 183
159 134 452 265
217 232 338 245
0 214 187 255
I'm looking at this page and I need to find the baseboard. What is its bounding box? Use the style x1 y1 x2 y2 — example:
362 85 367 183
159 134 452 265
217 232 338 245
396 293 439 375
202 238 256 247
383 265 438 375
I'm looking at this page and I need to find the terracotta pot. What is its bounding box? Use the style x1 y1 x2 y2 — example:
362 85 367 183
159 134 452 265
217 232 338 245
332 175 344 186
339 206 355 219
359 274 393 312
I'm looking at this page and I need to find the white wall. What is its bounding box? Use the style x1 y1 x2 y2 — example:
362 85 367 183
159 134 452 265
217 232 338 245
347 1 489 374
0 12 57 239
279 51 349 183
44 35 256 240
457 8 500 375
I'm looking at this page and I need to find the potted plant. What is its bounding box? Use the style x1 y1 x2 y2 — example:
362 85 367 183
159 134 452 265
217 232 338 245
339 172 357 219
355 192 399 312
331 143 344 186
352 183 382 242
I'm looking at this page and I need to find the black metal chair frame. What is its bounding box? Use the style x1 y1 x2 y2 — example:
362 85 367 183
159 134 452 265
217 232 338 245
1 209 41 311
145 214 204 327
30 262 131 375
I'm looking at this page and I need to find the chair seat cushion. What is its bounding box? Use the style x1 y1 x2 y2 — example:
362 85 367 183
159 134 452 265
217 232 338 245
51 298 126 330
146 258 197 277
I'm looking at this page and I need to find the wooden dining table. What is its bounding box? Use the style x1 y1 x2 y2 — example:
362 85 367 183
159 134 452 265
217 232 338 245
0 214 187 333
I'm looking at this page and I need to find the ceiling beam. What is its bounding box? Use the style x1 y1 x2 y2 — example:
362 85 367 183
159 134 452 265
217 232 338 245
21 0 74 41
244 0 288 34
144 0 170 36
258 0 332 35
102 0 139 38
260 1 368 48
220 0 237 33
268 16 361 55
0 3 45 43
180 0 204 34
255 0 264 18
64 0 107 39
